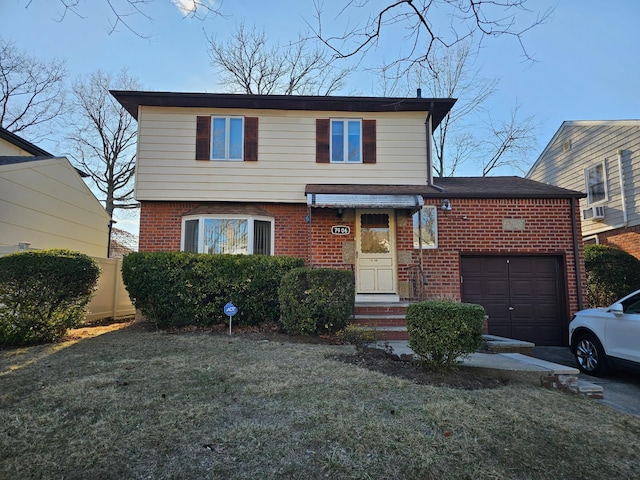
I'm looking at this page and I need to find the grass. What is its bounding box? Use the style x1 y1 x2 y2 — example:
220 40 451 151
1 321 639 480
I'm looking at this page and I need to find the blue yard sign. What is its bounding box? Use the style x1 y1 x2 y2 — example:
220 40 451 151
224 302 238 335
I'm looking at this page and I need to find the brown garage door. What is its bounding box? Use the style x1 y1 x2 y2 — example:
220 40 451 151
460 255 566 346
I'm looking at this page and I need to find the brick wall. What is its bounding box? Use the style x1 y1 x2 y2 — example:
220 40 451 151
140 198 586 316
139 201 310 263
399 198 585 317
595 224 640 259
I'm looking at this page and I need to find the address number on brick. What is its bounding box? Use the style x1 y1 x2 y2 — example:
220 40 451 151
331 225 351 235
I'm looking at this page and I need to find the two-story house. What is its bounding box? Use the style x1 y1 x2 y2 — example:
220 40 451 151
527 120 640 260
112 91 586 346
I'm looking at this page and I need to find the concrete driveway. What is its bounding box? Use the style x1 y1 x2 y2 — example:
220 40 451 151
532 347 640 417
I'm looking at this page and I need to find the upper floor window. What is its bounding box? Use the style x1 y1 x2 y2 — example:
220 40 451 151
182 216 273 255
196 116 258 162
413 206 438 249
211 116 244 160
331 119 362 163
585 162 607 204
316 118 376 164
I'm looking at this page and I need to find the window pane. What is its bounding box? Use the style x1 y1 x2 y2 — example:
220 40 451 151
203 219 248 254
229 118 243 160
588 164 605 203
253 220 272 255
184 219 199 253
211 118 227 159
347 120 361 162
360 213 390 254
331 120 344 162
413 207 437 249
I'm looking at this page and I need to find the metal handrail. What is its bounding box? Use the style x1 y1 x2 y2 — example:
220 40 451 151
407 263 427 300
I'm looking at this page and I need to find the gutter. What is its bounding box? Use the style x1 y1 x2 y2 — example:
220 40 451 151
617 149 628 226
425 100 444 192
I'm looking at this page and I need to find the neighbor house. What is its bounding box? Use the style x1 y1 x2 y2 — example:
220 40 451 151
112 91 586 346
0 127 110 257
527 120 640 259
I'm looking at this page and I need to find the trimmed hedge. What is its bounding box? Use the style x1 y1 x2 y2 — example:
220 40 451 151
121 252 304 328
407 299 484 369
0 249 100 347
584 244 640 307
279 268 354 336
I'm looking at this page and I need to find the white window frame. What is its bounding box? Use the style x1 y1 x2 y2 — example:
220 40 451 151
181 215 274 255
413 206 438 249
210 116 244 161
330 118 362 164
585 161 608 205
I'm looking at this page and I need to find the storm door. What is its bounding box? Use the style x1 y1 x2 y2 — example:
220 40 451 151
355 209 396 294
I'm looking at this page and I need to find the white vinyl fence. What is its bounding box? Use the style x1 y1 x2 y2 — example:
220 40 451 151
0 246 135 322
86 257 135 322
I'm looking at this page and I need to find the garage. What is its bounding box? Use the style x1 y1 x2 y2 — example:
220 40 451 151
460 255 567 346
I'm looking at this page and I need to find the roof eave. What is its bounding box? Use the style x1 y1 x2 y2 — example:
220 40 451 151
110 90 456 129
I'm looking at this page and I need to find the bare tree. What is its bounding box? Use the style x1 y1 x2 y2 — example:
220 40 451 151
207 23 352 95
378 41 536 177
110 227 138 258
312 0 552 72
25 0 221 37
410 42 496 176
0 37 67 138
480 105 537 176
67 70 140 218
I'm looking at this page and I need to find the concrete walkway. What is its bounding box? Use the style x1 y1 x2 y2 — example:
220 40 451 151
375 340 603 398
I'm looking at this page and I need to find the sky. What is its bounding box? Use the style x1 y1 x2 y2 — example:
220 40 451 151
2 0 640 235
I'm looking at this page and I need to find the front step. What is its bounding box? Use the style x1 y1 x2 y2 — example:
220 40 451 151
352 302 410 340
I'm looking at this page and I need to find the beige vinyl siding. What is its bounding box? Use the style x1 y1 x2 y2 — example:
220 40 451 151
0 138 33 156
528 122 640 235
0 158 110 256
135 107 429 202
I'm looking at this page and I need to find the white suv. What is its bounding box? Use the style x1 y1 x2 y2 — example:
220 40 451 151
569 289 640 376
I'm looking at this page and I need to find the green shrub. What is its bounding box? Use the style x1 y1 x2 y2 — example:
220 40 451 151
584 244 640 307
406 299 484 369
0 249 100 347
121 252 304 329
336 323 381 353
278 268 354 336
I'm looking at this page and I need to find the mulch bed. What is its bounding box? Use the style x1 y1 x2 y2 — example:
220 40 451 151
333 346 511 390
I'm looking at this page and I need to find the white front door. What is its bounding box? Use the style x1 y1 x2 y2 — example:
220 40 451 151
355 209 396 294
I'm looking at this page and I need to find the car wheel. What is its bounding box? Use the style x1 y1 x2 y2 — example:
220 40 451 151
574 333 609 376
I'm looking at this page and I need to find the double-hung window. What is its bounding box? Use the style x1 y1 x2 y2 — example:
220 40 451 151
182 216 273 255
413 206 438 249
331 119 362 163
585 162 607 204
211 116 244 161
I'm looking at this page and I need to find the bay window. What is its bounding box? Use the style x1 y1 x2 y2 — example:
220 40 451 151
182 216 273 255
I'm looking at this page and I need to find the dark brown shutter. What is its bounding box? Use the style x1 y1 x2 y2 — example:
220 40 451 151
196 116 211 160
316 118 330 163
363 119 376 164
244 117 258 161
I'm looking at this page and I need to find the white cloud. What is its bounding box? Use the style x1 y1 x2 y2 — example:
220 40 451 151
172 0 218 16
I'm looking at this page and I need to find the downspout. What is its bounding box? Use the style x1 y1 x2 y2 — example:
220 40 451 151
425 102 444 192
571 197 584 311
617 149 628 226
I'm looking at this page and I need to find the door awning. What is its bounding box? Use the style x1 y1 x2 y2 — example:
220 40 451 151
306 193 423 209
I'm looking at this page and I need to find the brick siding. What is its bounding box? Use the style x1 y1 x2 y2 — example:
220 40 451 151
594 224 640 259
139 197 585 317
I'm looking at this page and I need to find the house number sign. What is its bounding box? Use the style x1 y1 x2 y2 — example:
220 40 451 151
331 225 351 235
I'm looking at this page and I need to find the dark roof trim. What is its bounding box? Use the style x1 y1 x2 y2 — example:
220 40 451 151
0 127 53 157
110 90 456 131
306 177 586 199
